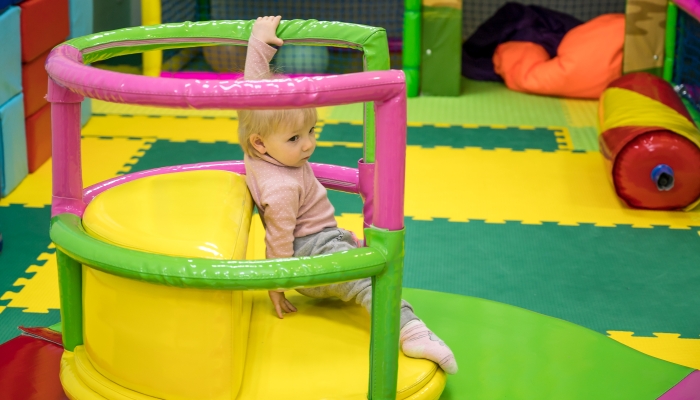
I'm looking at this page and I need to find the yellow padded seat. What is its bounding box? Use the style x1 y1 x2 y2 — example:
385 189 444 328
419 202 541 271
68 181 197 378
82 170 253 260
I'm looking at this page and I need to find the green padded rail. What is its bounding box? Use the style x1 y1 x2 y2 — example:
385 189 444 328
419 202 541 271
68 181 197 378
66 19 389 70
50 213 387 290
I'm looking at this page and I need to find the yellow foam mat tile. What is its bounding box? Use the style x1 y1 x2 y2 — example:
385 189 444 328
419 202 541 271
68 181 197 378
404 147 700 228
608 331 700 370
553 127 574 151
83 115 240 143
562 98 599 128
1 249 60 313
92 99 335 121
0 137 153 207
92 99 239 118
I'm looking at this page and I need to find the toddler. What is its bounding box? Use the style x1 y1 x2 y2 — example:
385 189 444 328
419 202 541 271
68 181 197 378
239 16 457 375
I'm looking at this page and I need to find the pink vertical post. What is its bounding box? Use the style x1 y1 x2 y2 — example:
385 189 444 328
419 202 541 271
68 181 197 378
48 77 85 217
358 159 375 229
373 89 407 230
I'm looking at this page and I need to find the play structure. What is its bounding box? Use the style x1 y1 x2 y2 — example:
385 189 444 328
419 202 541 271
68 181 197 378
47 19 445 399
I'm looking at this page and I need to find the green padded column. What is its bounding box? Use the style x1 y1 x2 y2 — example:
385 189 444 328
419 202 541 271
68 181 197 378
403 0 421 97
421 5 462 96
365 227 405 400
57 249 83 351
663 2 678 82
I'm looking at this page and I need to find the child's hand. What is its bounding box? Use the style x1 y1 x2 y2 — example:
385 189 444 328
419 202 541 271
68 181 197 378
252 16 284 46
268 290 297 318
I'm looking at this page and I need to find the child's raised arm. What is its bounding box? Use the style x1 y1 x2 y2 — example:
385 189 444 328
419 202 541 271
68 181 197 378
244 16 283 80
252 16 283 46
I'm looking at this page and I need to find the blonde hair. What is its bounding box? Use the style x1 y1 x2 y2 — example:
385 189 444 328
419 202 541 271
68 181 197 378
237 68 317 157
237 108 317 157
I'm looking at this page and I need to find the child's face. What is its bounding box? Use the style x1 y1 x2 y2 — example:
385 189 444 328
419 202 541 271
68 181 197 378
252 118 317 167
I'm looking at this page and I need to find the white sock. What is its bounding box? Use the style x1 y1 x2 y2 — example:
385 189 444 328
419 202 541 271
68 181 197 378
400 320 458 374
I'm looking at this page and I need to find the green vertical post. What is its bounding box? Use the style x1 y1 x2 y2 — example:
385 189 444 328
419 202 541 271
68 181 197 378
362 26 390 163
403 0 421 97
663 1 678 82
365 227 406 400
57 249 83 351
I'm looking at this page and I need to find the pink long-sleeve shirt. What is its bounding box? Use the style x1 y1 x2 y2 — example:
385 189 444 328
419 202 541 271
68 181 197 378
243 35 337 259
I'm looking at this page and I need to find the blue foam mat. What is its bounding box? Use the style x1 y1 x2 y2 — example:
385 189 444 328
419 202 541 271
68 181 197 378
0 94 28 196
81 98 92 127
69 0 93 39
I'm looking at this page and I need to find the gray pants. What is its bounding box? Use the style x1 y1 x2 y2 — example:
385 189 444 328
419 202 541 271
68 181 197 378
294 228 418 328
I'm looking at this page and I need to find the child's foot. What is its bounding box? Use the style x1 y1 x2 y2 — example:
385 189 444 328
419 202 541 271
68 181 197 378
400 320 458 374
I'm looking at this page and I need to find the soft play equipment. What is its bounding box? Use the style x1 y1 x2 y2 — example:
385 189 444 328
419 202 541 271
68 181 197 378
421 0 462 96
0 93 28 197
47 19 445 400
0 5 22 107
21 49 50 117
493 13 625 99
622 0 666 76
599 72 700 210
19 0 70 63
19 0 71 173
68 0 92 39
0 3 27 197
68 0 94 128
0 5 26 196
668 1 700 114
24 102 51 173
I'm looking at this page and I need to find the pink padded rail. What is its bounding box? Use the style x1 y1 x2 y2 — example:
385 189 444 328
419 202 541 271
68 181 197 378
82 161 359 207
46 44 406 230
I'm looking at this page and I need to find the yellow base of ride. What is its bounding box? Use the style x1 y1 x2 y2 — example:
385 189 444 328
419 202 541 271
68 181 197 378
60 288 445 400
62 170 445 399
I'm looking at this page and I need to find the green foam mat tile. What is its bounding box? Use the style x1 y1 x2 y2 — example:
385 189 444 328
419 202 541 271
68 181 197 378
402 219 700 337
0 308 61 345
406 79 570 127
569 126 600 151
403 288 692 400
327 79 572 128
0 205 52 305
0 205 59 344
320 123 562 151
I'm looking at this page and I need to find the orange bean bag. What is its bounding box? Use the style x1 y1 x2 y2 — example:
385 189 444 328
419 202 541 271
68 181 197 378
493 14 625 99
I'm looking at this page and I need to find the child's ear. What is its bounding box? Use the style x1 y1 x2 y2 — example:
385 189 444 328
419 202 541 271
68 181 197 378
250 134 267 154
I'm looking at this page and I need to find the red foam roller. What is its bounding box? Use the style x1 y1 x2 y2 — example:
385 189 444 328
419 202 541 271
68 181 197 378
21 48 50 117
599 73 700 210
613 130 700 210
19 0 69 63
25 102 51 173
0 335 68 400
